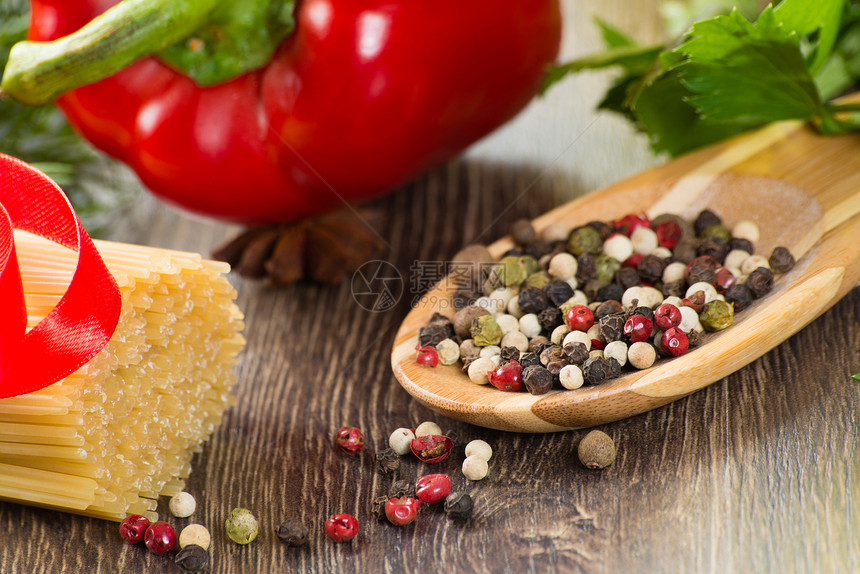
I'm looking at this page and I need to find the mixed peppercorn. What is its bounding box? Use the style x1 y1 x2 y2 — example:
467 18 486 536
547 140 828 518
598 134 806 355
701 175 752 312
416 210 795 394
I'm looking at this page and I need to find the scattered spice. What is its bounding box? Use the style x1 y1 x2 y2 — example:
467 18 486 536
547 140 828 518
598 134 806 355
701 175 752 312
375 448 401 475
119 515 150 545
179 524 211 551
334 426 365 454
324 513 359 543
385 497 421 526
416 474 452 504
169 492 196 518
388 428 416 455
389 479 416 499
464 440 493 461
225 508 258 545
444 492 474 520
371 495 390 521
411 435 453 463
462 455 490 481
277 519 309 547
174 544 210 572
415 421 443 437
577 430 616 469
144 521 176 555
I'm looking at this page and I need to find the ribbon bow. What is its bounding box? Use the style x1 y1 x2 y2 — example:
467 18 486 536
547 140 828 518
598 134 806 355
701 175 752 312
0 153 121 398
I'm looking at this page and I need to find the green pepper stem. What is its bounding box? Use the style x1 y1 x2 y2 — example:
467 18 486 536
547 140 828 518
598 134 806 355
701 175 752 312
1 0 218 106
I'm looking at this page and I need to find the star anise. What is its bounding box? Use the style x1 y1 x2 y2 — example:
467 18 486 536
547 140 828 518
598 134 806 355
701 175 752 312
213 208 387 285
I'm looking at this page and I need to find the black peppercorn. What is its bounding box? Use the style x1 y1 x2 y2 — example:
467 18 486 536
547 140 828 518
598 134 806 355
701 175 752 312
371 495 390 521
527 336 550 354
518 286 550 314
687 255 718 285
523 240 554 260
563 342 589 365
539 344 565 366
523 365 553 395
769 246 795 274
662 279 685 298
518 352 542 369
510 218 536 245
724 283 754 311
587 220 615 240
389 479 415 499
582 357 619 385
694 209 722 235
583 279 604 302
697 236 730 263
175 545 210 572
672 237 699 264
629 306 655 322
730 237 754 254
418 323 455 347
544 280 574 307
598 313 625 343
277 519 309 547
500 346 521 364
747 267 774 298
444 492 474 520
686 329 703 347
375 448 400 476
614 267 640 290
596 282 624 303
595 299 624 318
637 254 668 283
576 253 597 284
501 247 523 258
537 306 564 332
453 286 481 310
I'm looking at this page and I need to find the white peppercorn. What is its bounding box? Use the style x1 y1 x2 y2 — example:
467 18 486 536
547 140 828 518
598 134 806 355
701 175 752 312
662 261 687 284
724 249 751 270
558 364 584 390
415 421 442 438
586 324 602 345
686 281 719 303
501 331 529 353
651 246 672 259
541 221 569 242
489 288 515 310
678 306 704 333
479 345 502 358
588 349 605 360
548 252 578 280
179 524 211 551
732 220 760 243
475 296 504 314
603 341 628 367
389 428 416 455
462 455 489 481
506 295 524 318
627 341 656 369
550 325 570 345
741 254 771 275
494 313 520 335
467 357 495 385
464 439 493 461
662 295 683 308
169 491 196 518
602 234 633 263
518 313 542 338
622 286 663 308
435 338 460 366
562 330 591 351
630 226 658 255
565 277 579 291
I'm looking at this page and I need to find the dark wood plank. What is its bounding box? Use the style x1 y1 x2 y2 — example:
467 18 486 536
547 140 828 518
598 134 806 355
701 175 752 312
2 1 858 572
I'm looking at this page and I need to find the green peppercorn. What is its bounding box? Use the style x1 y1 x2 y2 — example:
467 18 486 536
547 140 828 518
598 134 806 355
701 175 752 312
567 226 603 256
577 430 616 469
593 254 621 285
700 224 732 243
525 271 552 289
471 315 502 347
225 508 258 545
497 256 527 287
699 300 734 332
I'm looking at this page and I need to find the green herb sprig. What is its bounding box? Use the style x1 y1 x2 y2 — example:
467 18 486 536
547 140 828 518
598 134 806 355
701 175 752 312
543 0 860 156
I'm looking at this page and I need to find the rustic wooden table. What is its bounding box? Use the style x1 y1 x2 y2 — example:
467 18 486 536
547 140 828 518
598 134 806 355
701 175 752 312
2 1 858 572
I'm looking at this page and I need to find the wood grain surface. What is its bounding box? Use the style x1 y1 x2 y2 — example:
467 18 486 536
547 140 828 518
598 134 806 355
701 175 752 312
1 1 858 573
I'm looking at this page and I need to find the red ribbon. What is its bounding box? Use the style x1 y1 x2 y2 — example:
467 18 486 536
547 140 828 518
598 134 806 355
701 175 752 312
0 154 121 398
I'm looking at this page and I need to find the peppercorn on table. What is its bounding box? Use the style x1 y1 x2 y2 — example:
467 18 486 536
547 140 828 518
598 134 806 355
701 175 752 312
1 1 857 573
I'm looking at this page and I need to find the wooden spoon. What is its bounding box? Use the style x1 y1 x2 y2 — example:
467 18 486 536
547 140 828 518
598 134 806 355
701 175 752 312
390 118 860 432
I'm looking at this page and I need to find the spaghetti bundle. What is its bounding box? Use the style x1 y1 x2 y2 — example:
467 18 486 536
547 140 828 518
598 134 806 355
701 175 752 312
0 230 245 521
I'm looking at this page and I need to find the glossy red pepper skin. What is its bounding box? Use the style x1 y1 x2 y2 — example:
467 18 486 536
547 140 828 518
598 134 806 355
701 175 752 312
28 0 562 224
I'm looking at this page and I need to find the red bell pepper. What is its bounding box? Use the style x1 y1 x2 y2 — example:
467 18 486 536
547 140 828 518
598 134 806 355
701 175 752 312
4 0 562 224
